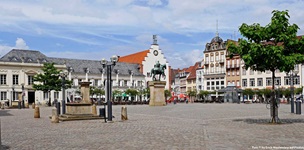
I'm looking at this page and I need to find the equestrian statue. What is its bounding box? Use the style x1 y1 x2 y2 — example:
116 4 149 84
150 61 166 81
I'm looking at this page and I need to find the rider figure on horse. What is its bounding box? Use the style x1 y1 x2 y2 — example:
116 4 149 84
154 61 161 70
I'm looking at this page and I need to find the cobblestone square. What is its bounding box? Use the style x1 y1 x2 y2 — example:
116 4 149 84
1 103 304 150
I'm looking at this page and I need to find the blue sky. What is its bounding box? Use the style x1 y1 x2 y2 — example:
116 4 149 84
0 0 303 69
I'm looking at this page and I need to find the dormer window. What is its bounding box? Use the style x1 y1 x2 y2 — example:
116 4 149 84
42 59 47 62
28 58 32 62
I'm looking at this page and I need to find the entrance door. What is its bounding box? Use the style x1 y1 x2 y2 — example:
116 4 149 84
28 92 35 104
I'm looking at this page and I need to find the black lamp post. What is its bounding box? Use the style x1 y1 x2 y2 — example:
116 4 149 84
60 71 68 114
287 68 299 113
101 55 118 122
21 83 25 108
11 85 15 107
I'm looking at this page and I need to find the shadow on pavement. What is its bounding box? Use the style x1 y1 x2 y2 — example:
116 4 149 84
1 145 10 150
233 118 304 124
0 110 13 117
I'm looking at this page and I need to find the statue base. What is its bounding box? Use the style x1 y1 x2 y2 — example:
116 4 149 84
149 81 166 106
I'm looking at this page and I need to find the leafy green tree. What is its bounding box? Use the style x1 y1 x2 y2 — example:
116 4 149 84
112 90 122 101
243 89 255 100
295 87 303 95
33 63 61 106
187 89 197 103
125 88 139 102
282 88 291 103
198 90 209 103
228 10 304 123
164 89 171 103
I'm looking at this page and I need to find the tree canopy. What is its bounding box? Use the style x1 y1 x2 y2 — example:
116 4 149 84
33 63 62 92
228 10 304 73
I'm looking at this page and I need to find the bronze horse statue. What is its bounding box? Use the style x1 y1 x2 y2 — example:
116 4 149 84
150 64 166 81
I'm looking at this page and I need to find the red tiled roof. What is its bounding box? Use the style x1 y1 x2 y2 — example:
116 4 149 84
118 50 149 65
187 62 200 80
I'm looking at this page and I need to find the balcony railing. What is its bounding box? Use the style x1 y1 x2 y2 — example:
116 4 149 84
226 64 240 69
203 71 226 75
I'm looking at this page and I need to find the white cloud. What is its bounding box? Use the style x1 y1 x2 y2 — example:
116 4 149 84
167 49 203 69
15 38 29 49
0 38 29 57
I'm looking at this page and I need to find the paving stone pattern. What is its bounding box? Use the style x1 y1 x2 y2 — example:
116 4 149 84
1 103 304 150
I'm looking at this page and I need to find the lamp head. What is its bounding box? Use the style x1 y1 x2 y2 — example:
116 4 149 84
111 55 118 64
294 69 299 75
101 58 107 67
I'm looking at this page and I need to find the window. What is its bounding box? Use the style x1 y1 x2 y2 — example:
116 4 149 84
266 70 271 74
54 92 59 99
284 77 289 85
216 81 219 85
236 80 240 86
242 79 247 87
124 80 128 86
232 70 235 76
221 81 224 85
44 92 49 99
266 77 272 86
294 76 300 85
257 71 262 74
275 77 281 86
94 79 98 86
1 91 7 100
242 68 246 75
257 78 263 86
13 75 19 85
0 74 6 85
211 81 214 85
228 70 230 76
236 69 239 75
250 69 254 75
28 75 33 85
211 56 214 62
250 78 255 86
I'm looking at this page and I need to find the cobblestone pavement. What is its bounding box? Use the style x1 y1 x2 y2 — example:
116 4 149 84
1 103 304 150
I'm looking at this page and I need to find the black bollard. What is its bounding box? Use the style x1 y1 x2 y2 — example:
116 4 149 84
56 102 61 115
18 101 21 109
296 101 301 114
62 100 66 114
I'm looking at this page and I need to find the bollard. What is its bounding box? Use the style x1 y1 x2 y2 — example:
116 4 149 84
92 104 97 115
32 103 35 109
34 105 40 118
62 100 66 114
121 106 128 121
25 102 29 108
51 108 59 123
99 108 105 117
56 102 60 115
296 101 302 114
18 101 21 109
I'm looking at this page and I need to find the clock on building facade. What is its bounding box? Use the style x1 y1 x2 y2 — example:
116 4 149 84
153 50 158 56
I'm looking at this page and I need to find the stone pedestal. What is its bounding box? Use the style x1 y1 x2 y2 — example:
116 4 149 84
149 81 166 106
80 82 91 103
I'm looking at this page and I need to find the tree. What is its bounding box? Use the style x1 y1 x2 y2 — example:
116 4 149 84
243 89 255 100
228 10 304 123
198 90 209 103
164 89 171 104
125 88 138 102
187 89 197 103
33 63 62 106
282 88 291 103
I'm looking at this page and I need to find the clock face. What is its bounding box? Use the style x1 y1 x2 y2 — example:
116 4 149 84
153 50 158 56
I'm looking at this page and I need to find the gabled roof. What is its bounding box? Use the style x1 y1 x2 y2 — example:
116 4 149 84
118 50 149 65
187 62 200 80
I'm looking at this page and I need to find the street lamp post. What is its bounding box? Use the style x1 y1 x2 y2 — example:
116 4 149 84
287 68 299 113
60 71 68 114
21 83 25 108
101 55 118 122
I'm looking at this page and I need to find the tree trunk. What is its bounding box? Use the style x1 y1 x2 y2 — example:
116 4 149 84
48 91 51 106
270 70 280 123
